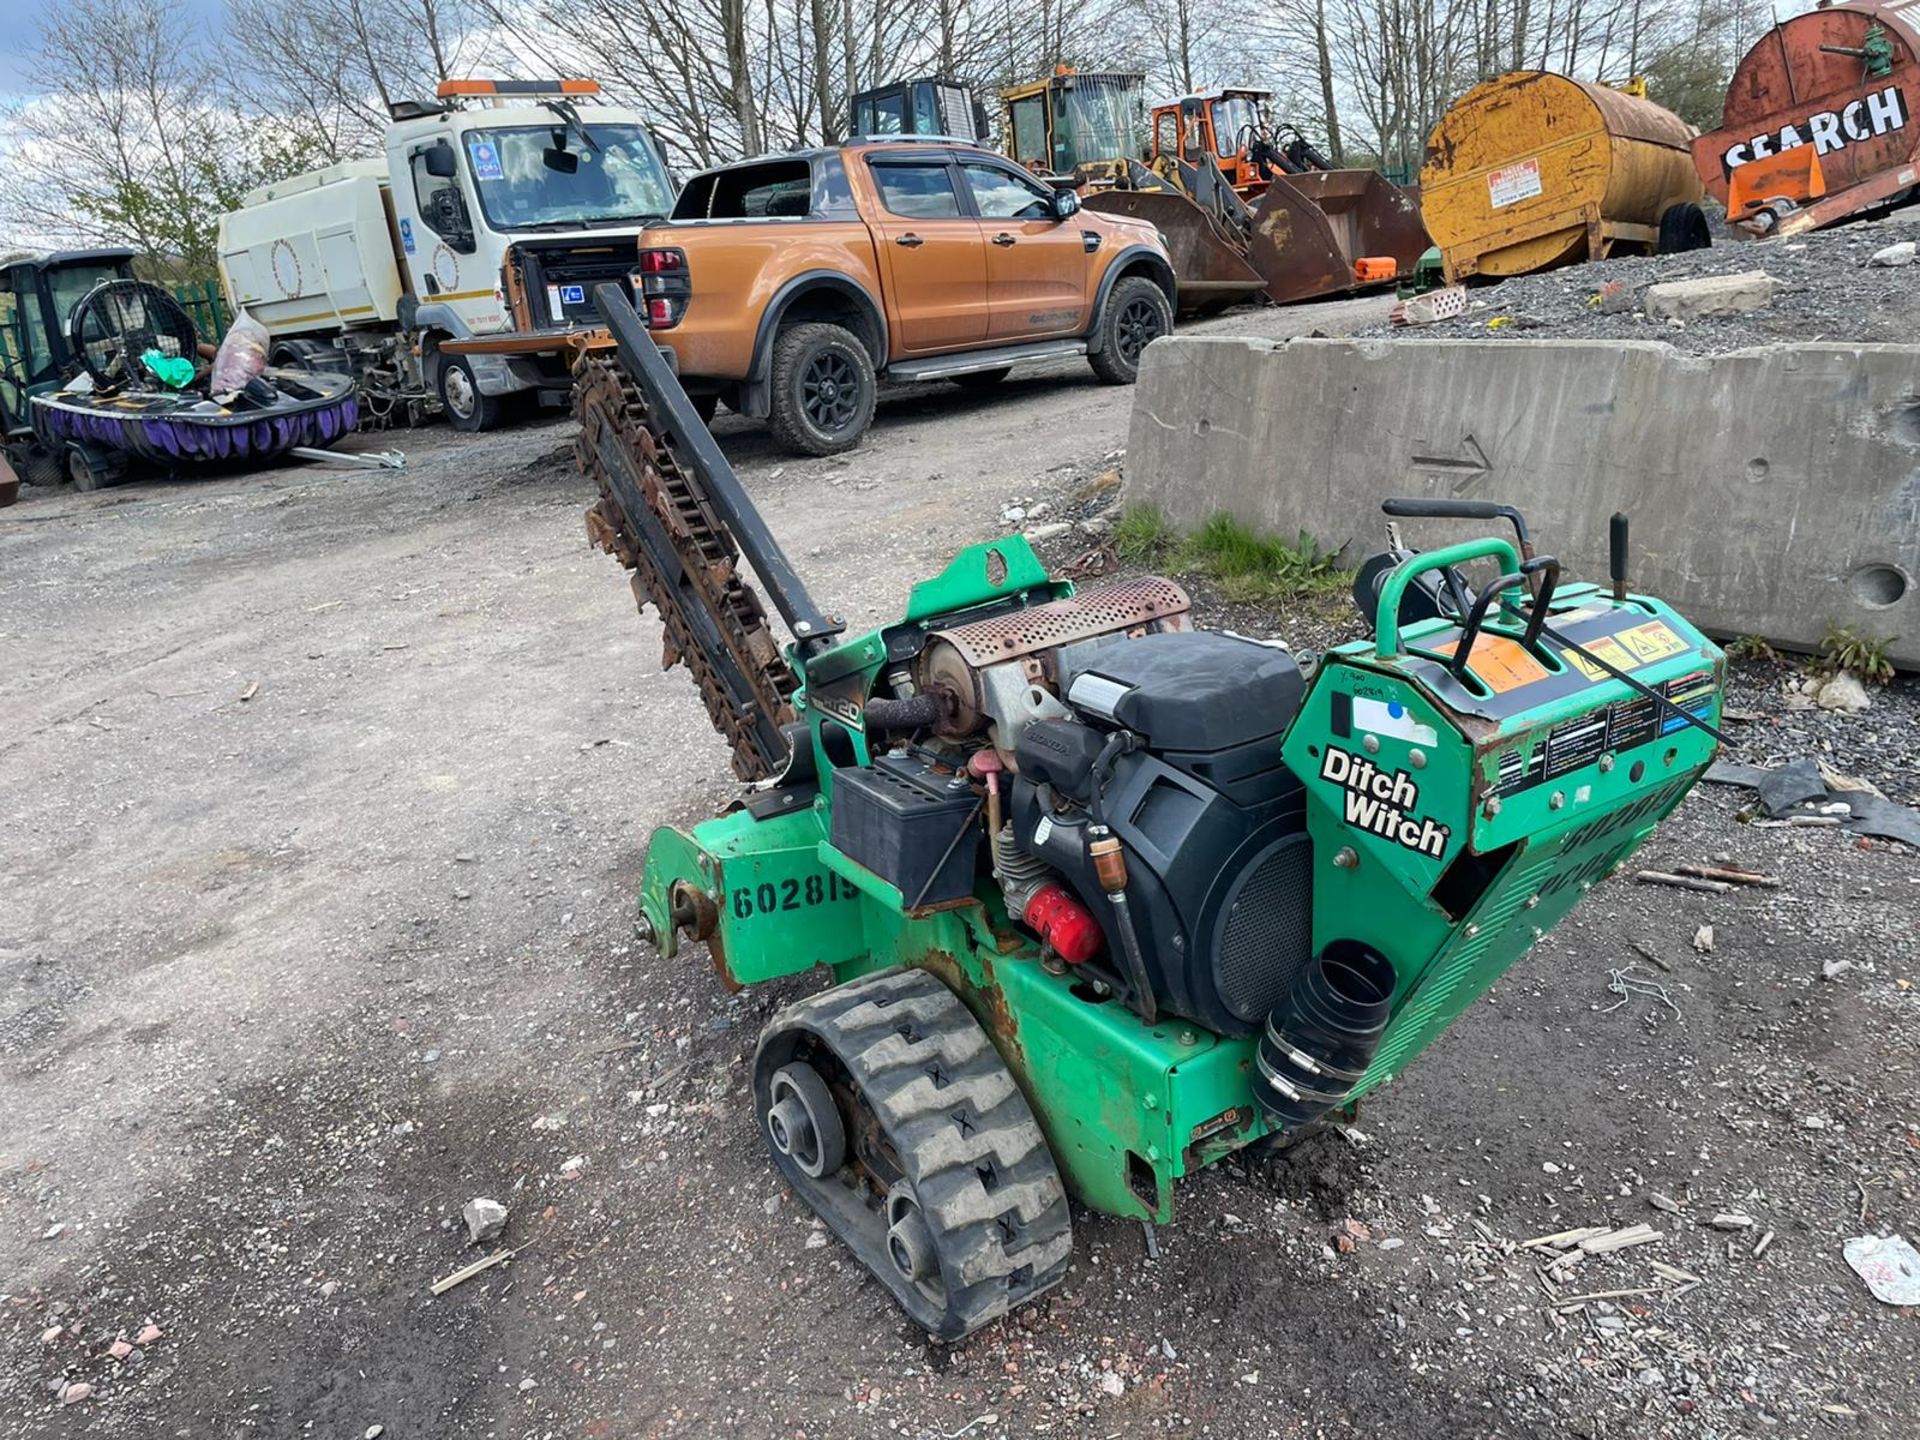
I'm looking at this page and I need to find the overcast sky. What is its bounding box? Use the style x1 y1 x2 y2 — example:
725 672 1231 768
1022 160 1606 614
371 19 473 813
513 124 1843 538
0 0 228 100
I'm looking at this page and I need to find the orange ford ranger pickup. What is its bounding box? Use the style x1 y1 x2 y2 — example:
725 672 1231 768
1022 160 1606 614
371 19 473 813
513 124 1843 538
632 138 1177 454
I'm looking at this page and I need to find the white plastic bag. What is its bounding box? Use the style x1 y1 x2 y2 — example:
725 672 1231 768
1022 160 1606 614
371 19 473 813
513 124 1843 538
210 307 270 394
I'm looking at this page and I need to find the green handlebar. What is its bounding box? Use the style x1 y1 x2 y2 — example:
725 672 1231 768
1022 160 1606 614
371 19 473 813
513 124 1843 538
1374 537 1524 658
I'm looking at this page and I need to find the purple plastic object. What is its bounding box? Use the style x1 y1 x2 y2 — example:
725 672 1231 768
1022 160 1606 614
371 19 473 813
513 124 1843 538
30 371 360 475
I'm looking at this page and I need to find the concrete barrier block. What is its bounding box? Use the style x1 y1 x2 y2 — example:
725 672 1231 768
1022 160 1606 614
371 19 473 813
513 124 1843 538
1644 271 1777 320
1125 336 1920 667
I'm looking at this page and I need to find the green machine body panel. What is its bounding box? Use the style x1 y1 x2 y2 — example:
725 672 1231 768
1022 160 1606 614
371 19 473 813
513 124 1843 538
644 796 1264 1221
1284 573 1721 1098
636 532 1724 1226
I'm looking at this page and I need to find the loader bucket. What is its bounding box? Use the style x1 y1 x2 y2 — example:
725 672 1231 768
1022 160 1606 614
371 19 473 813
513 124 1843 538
1083 189 1265 316
1247 171 1430 305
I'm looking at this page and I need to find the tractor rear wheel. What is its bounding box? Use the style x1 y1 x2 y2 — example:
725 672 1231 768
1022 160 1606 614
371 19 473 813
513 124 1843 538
752 967 1073 1341
12 443 62 488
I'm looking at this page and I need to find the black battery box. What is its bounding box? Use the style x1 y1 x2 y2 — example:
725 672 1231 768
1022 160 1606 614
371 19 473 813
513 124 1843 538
829 755 980 907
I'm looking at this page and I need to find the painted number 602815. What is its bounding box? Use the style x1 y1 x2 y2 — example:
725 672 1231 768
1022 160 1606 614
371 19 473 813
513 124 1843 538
731 872 860 918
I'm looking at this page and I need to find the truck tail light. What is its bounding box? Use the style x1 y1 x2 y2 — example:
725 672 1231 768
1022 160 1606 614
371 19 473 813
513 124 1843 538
636 246 689 329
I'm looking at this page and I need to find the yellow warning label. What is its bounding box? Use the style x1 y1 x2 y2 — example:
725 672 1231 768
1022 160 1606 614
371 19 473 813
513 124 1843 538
1616 621 1688 664
1562 636 1637 682
1435 633 1552 693
1561 622 1687 681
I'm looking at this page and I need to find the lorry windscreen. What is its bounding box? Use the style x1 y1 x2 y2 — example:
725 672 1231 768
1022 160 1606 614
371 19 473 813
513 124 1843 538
461 125 675 231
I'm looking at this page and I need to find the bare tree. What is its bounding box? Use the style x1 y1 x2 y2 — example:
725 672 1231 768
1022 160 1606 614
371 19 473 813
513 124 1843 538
225 0 481 162
0 0 1767 272
0 0 280 269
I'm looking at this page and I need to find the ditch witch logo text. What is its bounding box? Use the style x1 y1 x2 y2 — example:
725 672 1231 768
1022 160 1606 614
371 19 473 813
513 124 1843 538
1720 84 1909 169
1321 748 1451 859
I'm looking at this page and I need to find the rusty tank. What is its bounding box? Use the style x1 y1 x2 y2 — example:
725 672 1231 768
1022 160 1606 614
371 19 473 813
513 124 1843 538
1420 71 1707 281
1693 0 1920 237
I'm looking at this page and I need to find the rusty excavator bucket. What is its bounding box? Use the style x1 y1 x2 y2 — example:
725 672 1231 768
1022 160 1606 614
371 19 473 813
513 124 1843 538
1248 170 1430 305
1083 160 1263 315
1087 154 1428 311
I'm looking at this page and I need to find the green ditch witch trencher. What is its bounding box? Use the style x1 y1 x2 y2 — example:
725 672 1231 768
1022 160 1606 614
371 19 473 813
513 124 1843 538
574 285 1725 1339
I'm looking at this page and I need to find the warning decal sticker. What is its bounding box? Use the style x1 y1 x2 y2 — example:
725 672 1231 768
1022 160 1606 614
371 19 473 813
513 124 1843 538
1491 665 1716 797
1434 632 1552 693
1659 667 1717 735
1560 620 1686 682
1488 157 1543 209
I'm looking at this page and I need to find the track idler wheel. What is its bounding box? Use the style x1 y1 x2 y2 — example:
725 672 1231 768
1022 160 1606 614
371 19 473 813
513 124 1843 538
752 967 1073 1341
766 1063 846 1178
885 1182 939 1283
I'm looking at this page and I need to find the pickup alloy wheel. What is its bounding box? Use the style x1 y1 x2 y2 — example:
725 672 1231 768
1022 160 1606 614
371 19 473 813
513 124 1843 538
768 322 876 456
1088 275 1174 385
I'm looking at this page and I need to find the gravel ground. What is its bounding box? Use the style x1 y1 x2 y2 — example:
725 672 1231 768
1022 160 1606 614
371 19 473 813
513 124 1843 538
4 284 1917 1440
1354 205 1920 351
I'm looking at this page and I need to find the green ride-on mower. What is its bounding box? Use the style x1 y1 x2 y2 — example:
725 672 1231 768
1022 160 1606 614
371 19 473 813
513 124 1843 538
0 248 140 494
575 284 1726 1340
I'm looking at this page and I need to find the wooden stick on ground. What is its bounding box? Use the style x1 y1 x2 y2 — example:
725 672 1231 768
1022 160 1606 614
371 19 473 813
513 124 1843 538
1635 870 1734 895
431 1246 519 1296
1674 864 1781 888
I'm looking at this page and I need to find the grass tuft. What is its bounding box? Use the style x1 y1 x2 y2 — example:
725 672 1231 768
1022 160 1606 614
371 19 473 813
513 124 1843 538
1110 506 1351 603
1111 503 1177 562
1818 623 1896 685
1179 512 1350 603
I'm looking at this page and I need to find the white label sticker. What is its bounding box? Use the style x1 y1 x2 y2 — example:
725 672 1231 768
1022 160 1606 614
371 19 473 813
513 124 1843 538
546 285 563 317
1488 157 1543 209
468 139 504 181
1353 695 1438 747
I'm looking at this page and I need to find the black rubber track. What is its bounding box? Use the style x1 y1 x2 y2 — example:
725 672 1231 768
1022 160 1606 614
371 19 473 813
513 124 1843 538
752 967 1073 1340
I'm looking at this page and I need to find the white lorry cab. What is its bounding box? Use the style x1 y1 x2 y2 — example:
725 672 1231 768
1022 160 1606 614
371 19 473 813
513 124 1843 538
217 79 674 431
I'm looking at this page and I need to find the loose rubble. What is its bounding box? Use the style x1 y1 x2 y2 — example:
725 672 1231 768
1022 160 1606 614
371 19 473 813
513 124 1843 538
461 1196 509 1245
1643 269 1776 321
1357 205 1920 351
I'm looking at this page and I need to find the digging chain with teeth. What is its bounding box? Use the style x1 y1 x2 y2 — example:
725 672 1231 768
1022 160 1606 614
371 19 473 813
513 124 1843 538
573 353 798 781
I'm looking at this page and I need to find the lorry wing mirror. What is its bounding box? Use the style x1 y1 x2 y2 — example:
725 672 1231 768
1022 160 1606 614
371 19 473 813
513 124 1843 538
1050 188 1081 221
543 145 580 174
423 140 459 179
